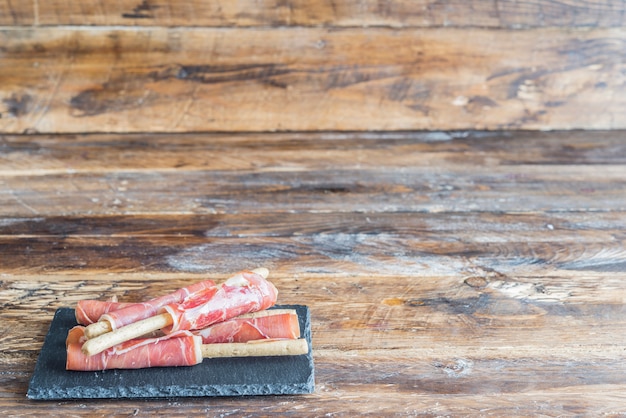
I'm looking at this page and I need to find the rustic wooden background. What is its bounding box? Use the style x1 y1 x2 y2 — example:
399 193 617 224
2 1 626 132
1 1 626 416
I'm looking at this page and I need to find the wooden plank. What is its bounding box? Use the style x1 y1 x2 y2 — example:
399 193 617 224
1 210 625 277
1 132 625 216
2 211 625 239
1 27 625 133
1 165 624 215
2 131 626 175
1 390 625 416
1 384 625 416
2 210 624 275
1 1 626 28
1 231 625 275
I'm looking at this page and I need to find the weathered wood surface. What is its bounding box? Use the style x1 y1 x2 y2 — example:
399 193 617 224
1 27 625 133
2 0 626 28
1 131 626 416
2 131 626 216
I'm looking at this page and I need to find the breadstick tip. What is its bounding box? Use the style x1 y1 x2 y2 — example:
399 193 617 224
84 320 112 339
251 267 269 278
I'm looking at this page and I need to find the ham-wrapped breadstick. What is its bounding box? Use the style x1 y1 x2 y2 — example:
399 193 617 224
66 326 308 371
67 326 202 370
161 269 277 334
81 268 277 356
78 300 301 344
83 278 217 338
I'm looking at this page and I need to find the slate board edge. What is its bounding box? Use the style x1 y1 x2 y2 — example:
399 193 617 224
27 382 315 400
27 305 314 400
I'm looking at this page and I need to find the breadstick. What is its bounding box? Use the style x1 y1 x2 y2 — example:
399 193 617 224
81 313 173 356
201 338 309 358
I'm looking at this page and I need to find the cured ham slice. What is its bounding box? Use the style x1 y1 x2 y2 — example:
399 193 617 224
84 278 217 338
66 327 202 371
81 269 278 356
195 309 300 344
75 301 132 325
161 270 278 334
66 325 87 346
66 326 308 371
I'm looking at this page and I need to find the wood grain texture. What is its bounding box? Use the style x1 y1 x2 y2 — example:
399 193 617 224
1 131 626 415
1 0 626 28
3 131 626 174
3 165 625 216
1 132 625 216
1 27 625 133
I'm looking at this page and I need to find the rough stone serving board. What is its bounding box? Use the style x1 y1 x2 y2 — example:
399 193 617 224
27 305 314 399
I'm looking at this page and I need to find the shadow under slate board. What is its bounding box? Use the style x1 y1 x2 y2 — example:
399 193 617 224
27 305 314 399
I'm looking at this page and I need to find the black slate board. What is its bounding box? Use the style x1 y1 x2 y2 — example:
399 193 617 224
27 305 314 400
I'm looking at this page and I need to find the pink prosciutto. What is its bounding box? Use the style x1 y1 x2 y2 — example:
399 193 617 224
195 310 299 344
66 326 202 371
161 270 278 334
75 300 132 325
98 279 216 330
66 325 87 346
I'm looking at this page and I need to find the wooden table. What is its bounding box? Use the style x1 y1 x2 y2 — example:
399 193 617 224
2 130 626 415
2 0 626 414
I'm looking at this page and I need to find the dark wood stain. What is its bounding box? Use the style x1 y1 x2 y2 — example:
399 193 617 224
70 79 155 117
2 93 32 117
121 0 157 19
172 64 293 84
